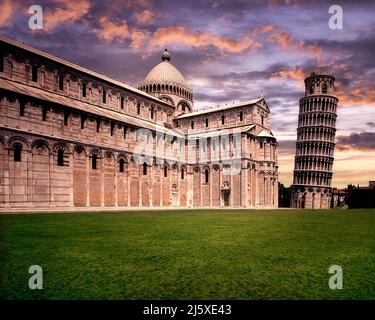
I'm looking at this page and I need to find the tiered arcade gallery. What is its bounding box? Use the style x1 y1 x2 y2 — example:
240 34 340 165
291 73 338 209
0 36 279 210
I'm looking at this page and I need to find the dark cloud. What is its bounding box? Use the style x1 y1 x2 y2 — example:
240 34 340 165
336 132 375 151
210 71 272 81
278 140 296 155
366 122 375 128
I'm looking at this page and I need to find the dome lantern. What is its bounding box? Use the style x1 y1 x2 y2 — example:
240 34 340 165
161 49 170 62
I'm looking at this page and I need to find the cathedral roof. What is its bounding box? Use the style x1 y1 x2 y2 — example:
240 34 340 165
188 124 256 139
0 35 171 107
0 77 184 139
139 49 192 93
176 97 263 119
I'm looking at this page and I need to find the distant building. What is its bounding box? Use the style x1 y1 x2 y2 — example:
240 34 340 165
331 187 347 208
346 182 375 209
278 182 291 208
290 72 338 209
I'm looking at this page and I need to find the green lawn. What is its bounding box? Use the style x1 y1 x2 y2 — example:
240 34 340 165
0 209 374 300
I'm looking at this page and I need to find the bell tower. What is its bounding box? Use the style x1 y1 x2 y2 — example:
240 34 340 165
290 72 339 209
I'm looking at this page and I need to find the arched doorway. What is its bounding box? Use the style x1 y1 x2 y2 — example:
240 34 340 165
221 181 231 206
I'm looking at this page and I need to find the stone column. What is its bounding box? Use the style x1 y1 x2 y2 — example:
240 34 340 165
100 155 104 208
209 166 212 207
69 150 74 207
241 163 247 207
85 154 90 207
4 145 10 208
114 156 118 207
49 148 53 207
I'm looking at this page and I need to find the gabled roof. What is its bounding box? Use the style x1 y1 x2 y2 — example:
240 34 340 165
176 97 264 119
257 129 275 138
0 77 184 138
0 35 173 108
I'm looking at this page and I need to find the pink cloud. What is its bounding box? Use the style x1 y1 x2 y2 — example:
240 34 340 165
252 24 324 59
143 26 262 57
0 0 17 27
94 16 130 43
133 10 154 25
43 0 91 31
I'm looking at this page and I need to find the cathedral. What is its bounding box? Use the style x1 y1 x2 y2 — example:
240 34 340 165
0 36 278 211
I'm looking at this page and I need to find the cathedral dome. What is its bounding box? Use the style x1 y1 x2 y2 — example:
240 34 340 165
143 60 188 88
138 49 193 105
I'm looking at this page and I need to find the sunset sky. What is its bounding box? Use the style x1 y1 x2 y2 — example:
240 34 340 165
1 0 374 188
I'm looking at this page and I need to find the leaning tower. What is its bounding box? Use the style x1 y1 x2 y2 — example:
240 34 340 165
291 72 338 209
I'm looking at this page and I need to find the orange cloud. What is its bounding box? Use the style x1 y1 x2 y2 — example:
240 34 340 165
144 26 262 57
44 0 91 31
336 85 375 107
95 16 130 43
252 24 324 59
0 0 17 27
129 29 150 49
333 71 375 107
270 66 307 89
133 10 154 24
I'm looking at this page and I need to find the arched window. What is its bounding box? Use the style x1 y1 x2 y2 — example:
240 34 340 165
205 118 209 127
57 149 64 166
322 83 328 94
59 74 64 91
120 96 124 109
191 121 194 129
92 154 97 170
119 159 125 173
164 166 168 177
102 90 107 104
0 52 3 72
239 111 243 121
14 144 22 162
143 162 148 175
31 65 38 82
205 169 209 183
137 103 141 114
20 99 25 116
221 115 225 125
82 82 87 97
181 168 185 179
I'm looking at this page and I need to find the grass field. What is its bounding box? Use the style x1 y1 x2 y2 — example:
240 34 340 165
0 209 374 300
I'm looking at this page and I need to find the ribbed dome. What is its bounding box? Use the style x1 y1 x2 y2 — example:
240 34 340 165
139 49 192 92
143 62 187 87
